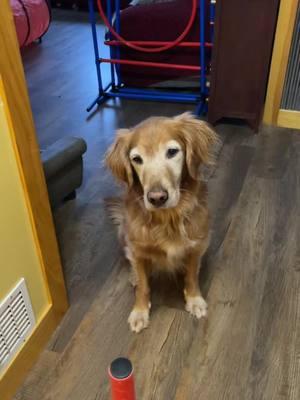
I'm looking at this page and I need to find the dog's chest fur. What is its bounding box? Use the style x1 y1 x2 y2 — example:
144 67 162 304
126 217 201 270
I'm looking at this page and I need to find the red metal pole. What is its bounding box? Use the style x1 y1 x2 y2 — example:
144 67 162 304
99 58 201 72
104 40 213 48
109 358 136 400
97 0 198 53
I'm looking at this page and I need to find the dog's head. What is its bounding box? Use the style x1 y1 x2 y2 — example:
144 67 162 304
106 113 218 211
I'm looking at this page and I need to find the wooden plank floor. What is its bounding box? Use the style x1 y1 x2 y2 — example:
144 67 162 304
15 10 300 400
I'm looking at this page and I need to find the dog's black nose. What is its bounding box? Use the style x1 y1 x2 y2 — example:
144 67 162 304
147 189 168 207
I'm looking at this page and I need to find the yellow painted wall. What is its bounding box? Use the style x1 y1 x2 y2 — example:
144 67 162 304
0 78 49 322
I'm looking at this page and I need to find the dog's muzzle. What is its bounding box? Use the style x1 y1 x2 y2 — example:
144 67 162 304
147 187 168 208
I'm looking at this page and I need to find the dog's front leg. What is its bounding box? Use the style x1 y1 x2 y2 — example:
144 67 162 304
184 251 207 319
128 258 151 333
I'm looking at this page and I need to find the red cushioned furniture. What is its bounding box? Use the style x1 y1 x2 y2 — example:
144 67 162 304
113 0 211 86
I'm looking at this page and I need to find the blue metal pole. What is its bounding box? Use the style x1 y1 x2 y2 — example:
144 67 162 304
86 83 112 112
210 0 215 42
88 0 103 95
195 99 206 115
118 86 200 100
87 95 106 112
107 91 198 103
106 0 116 88
115 0 122 86
206 0 215 113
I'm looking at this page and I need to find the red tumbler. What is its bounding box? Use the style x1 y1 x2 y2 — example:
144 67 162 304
108 357 136 400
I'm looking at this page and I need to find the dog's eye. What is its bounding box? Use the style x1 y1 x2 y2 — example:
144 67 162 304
132 155 143 165
166 148 179 159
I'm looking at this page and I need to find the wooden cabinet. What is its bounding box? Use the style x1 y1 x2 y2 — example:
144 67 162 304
208 0 280 131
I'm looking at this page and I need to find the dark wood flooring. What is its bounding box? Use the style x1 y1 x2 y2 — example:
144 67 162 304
15 10 300 400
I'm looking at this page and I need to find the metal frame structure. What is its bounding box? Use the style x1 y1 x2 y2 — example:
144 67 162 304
87 0 215 114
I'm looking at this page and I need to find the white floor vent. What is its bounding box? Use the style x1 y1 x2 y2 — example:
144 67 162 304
0 278 35 372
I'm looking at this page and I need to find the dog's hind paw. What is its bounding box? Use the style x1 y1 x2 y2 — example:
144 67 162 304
128 308 149 333
185 296 208 319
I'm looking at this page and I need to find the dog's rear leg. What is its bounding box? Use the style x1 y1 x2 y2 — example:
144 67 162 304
184 251 207 319
128 258 151 333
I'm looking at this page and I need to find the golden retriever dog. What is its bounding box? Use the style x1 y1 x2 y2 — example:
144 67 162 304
106 112 218 333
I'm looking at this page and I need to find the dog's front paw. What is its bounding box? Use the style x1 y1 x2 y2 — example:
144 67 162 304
185 296 208 319
128 308 150 333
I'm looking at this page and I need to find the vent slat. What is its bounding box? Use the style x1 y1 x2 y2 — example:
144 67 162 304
0 335 7 344
17 318 30 335
0 307 12 324
0 351 9 365
0 308 14 326
0 279 35 371
5 333 20 351
10 292 23 308
1 317 16 337
11 298 27 311
0 344 9 358
19 322 31 338
15 314 29 329
0 345 9 359
11 299 27 316
12 305 27 321
0 338 9 348
3 326 19 344
14 312 29 331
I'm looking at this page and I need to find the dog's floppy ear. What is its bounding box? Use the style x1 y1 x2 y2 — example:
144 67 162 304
174 112 219 180
105 129 133 186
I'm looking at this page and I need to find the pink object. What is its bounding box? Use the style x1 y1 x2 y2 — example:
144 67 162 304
10 0 51 47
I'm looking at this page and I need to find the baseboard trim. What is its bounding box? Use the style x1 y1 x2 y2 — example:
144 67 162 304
277 109 300 130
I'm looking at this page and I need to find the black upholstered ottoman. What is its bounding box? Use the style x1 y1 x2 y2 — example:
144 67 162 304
41 136 87 207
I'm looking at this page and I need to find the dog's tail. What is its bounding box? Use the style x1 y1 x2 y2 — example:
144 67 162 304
104 197 125 240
